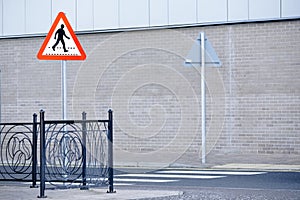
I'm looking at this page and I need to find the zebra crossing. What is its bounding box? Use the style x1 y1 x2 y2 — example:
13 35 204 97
21 169 267 187
114 169 267 186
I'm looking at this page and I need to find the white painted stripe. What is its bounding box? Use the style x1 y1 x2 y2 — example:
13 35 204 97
23 182 83 187
115 178 178 183
23 182 39 185
114 183 134 186
115 173 225 179
156 170 267 176
23 181 133 186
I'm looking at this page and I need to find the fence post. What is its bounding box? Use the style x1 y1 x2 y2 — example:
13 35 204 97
38 110 47 198
80 111 88 190
30 113 38 188
107 109 115 193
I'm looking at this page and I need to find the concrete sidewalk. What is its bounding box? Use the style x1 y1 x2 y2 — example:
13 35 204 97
212 163 300 171
0 185 182 200
114 151 300 172
115 160 300 172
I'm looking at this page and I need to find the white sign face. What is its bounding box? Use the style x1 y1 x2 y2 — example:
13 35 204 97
41 19 81 56
37 12 86 60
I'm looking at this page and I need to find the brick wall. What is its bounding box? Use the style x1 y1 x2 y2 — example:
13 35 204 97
0 20 299 166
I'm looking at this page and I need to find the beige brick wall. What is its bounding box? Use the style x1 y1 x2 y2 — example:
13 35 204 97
0 20 299 165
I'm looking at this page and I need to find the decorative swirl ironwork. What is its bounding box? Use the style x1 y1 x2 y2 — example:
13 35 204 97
44 120 109 188
0 124 34 180
0 115 110 190
85 121 108 185
45 123 83 186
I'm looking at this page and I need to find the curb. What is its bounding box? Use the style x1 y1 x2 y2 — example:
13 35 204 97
115 163 300 172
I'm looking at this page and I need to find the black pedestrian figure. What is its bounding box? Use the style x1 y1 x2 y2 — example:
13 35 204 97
52 24 70 52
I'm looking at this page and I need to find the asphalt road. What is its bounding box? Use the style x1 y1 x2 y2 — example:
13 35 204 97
114 168 300 200
0 168 299 199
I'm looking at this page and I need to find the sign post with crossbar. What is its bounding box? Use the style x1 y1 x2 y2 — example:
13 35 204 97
184 32 221 164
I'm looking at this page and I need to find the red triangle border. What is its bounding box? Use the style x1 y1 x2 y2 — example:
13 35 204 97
37 12 86 60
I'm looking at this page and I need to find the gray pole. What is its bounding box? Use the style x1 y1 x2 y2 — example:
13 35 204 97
61 60 68 177
200 32 206 164
62 60 67 120
0 69 1 123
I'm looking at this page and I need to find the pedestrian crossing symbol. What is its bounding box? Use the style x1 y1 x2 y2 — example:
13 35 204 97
37 12 86 60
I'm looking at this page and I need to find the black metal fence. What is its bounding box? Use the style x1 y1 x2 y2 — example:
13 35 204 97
0 114 38 184
0 110 114 198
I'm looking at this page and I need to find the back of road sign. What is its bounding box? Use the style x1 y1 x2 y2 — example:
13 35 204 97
184 33 221 67
37 12 86 60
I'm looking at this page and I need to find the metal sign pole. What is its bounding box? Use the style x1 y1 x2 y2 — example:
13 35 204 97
61 60 68 181
184 32 221 165
62 60 67 120
0 69 1 124
200 32 206 164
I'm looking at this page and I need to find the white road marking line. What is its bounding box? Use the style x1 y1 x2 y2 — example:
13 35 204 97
114 178 178 183
156 170 267 176
115 173 225 179
114 183 134 186
23 181 133 186
22 182 80 186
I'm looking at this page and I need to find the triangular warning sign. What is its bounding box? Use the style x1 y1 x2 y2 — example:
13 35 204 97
37 12 86 60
